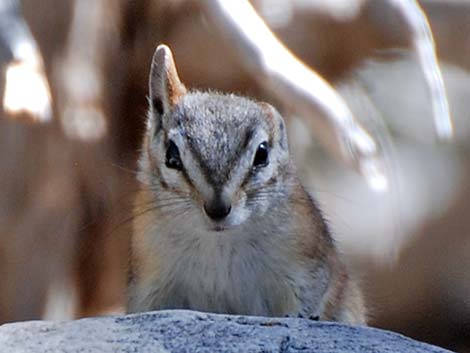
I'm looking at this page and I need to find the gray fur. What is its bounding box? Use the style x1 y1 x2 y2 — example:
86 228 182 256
129 46 365 325
129 88 338 320
173 92 265 187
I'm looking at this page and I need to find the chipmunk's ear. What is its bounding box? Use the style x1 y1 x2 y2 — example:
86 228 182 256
148 44 187 129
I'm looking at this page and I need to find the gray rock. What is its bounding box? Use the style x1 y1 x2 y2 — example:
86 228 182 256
0 310 454 353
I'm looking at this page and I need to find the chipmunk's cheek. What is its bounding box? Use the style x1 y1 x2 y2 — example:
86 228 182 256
226 204 250 227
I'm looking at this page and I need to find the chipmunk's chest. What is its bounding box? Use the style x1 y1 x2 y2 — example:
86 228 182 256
134 229 314 316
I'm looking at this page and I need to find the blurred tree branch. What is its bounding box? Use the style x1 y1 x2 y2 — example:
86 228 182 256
389 0 452 140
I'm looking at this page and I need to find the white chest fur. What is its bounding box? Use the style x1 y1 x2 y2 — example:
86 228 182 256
130 217 326 316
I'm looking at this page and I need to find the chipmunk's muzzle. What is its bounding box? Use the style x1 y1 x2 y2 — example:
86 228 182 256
201 190 250 231
203 196 232 221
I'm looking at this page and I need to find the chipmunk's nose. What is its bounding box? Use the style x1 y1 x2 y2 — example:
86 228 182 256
204 196 231 221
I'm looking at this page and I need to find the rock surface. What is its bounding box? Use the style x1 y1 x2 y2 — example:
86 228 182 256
0 310 454 353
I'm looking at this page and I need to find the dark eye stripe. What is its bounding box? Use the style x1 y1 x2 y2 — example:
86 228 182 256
240 167 255 189
159 138 196 191
238 140 271 188
156 161 196 195
243 128 255 149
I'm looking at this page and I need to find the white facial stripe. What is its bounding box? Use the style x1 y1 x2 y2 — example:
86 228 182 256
226 199 250 226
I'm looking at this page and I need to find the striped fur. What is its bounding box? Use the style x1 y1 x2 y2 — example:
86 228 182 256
127 45 366 324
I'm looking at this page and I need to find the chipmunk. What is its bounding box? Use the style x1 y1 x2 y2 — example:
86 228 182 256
127 44 366 324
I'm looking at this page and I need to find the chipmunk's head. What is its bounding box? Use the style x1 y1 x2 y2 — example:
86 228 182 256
140 45 290 232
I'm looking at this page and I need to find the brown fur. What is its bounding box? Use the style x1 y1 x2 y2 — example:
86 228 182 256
128 45 366 324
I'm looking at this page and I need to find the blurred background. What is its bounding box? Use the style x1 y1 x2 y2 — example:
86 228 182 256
0 0 469 351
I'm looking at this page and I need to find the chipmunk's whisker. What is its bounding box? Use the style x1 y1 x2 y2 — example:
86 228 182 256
112 163 140 176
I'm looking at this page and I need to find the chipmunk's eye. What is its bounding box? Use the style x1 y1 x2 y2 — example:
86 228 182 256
253 141 269 168
165 140 183 171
